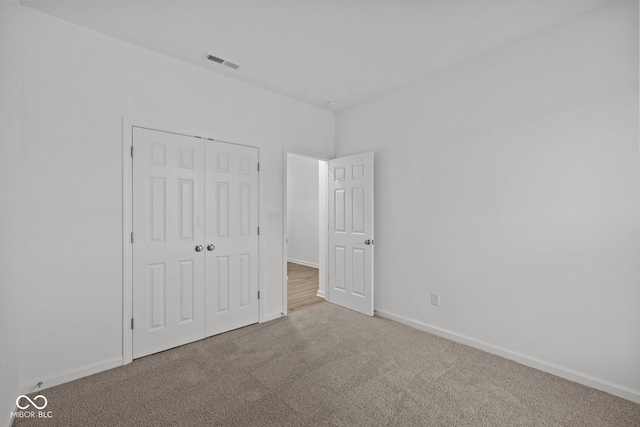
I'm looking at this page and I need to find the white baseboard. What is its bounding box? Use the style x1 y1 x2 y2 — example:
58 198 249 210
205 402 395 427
20 357 123 395
261 311 285 323
374 308 640 404
287 258 319 269
316 290 326 299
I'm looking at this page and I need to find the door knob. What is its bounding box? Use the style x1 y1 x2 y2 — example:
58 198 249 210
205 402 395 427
195 245 204 252
207 244 215 251
364 239 372 245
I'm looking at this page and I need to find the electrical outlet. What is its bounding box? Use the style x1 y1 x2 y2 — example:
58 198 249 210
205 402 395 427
268 211 281 221
431 293 440 307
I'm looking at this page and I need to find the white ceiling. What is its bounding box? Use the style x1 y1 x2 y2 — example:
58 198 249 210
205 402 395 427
23 0 616 110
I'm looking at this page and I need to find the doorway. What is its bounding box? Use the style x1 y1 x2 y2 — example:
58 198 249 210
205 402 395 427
284 151 375 316
285 154 328 313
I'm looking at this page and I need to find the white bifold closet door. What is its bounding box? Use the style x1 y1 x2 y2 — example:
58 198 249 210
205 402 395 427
132 127 259 359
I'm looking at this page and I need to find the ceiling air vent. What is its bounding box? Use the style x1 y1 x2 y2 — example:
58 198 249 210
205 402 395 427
223 61 241 70
204 53 224 64
204 52 241 70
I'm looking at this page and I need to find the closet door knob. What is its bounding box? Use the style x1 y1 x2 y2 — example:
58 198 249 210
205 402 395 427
195 245 204 252
207 244 215 251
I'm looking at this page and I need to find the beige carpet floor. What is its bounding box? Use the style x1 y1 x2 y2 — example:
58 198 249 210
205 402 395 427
13 303 640 427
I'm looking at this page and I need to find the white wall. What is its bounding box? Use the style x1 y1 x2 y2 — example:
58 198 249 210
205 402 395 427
14 4 334 394
336 0 640 401
0 2 24 424
287 155 320 267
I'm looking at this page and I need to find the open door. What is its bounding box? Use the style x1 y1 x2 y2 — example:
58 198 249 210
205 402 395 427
327 152 374 316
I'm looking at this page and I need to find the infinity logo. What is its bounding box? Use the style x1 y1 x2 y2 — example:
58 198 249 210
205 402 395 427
16 395 48 410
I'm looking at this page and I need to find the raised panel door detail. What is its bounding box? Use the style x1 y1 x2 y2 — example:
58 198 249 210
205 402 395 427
352 248 365 297
217 153 229 173
352 163 365 180
334 246 346 291
149 142 166 166
149 177 166 243
179 147 194 169
148 263 166 330
179 260 194 323
334 166 346 181
352 187 365 235
334 189 346 233
239 254 250 307
239 183 250 236
217 256 229 313
178 179 194 240
217 182 229 237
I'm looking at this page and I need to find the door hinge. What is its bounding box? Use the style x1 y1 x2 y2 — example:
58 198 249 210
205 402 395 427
131 318 134 330
257 227 260 236
258 291 260 300
131 232 134 244
257 163 260 172
130 146 134 158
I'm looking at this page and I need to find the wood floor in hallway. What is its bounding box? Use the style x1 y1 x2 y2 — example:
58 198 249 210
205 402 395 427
287 262 325 313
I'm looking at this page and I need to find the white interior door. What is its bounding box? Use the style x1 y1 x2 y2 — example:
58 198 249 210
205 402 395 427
132 128 260 358
132 127 206 358
205 142 260 336
328 152 374 316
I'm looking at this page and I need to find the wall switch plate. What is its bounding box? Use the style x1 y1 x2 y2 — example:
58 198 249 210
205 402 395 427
431 293 440 307
268 211 281 221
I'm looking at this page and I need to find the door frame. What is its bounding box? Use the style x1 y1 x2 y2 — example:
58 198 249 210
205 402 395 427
282 150 330 315
122 118 262 364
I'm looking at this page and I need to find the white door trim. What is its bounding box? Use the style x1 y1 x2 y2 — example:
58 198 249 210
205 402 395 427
122 117 134 365
282 149 330 315
122 117 262 364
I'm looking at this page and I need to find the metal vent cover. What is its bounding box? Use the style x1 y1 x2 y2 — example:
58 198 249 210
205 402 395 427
222 61 240 70
204 52 241 70
205 53 224 64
